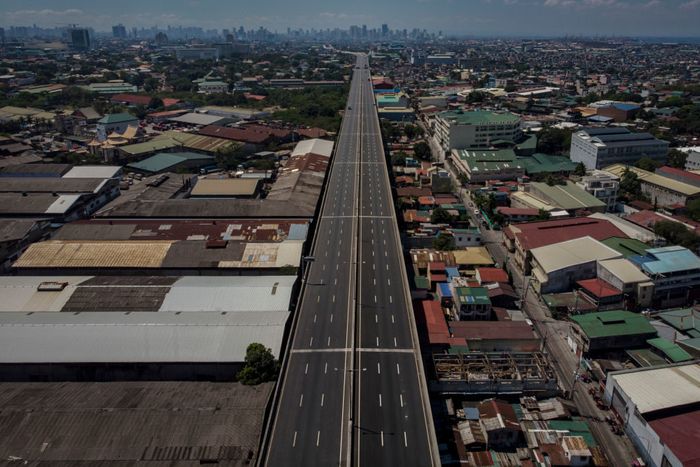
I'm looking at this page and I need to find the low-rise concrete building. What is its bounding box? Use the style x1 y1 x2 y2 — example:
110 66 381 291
576 170 619 212
434 110 521 153
596 258 654 308
450 149 524 183
530 236 622 294
604 164 700 208
570 127 669 170
603 363 700 467
629 246 700 308
504 217 626 274
96 113 139 141
451 286 492 320
569 310 657 355
525 181 607 215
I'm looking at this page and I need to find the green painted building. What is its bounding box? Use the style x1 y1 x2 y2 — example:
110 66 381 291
571 310 657 354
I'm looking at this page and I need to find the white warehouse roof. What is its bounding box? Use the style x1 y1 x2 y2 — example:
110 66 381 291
0 275 296 313
291 138 334 158
0 311 289 363
531 236 622 274
609 363 700 414
63 166 122 179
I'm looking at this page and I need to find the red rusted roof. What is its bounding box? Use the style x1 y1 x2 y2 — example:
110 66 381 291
110 94 151 106
577 278 622 298
506 217 626 252
476 267 509 284
649 409 700 467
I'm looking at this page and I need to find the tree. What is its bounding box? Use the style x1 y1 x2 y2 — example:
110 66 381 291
536 127 573 155
215 144 246 170
404 124 418 140
133 105 148 119
537 209 551 220
574 162 587 176
148 97 164 110
413 142 432 161
636 156 661 172
237 343 279 385
619 168 641 197
431 207 452 224
667 149 688 169
391 151 409 166
654 220 700 251
687 198 700 222
433 233 455 251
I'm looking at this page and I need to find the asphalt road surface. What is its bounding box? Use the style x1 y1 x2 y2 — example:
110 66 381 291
264 54 437 467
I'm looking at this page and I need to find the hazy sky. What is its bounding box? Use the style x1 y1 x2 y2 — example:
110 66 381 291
1 0 698 37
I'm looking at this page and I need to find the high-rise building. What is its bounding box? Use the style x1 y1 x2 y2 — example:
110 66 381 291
112 24 127 39
381 24 389 37
70 28 91 50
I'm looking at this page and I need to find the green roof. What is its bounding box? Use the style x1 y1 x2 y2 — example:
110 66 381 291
98 113 138 124
453 149 522 173
530 181 606 210
439 110 520 126
126 152 213 173
677 337 700 352
646 337 693 363
120 138 179 156
548 419 597 447
413 275 429 290
571 310 657 339
657 308 700 334
626 348 668 367
455 287 491 306
515 134 538 151
518 153 578 175
601 237 649 259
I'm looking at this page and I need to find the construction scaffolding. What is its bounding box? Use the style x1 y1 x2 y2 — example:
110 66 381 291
431 352 559 397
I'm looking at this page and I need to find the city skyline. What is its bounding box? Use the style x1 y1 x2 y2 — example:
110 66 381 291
0 0 699 38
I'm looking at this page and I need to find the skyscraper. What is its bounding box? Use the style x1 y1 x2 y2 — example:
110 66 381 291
112 24 127 39
70 28 91 50
381 24 389 38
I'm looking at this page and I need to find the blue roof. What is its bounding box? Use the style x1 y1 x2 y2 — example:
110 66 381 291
588 115 614 122
463 407 480 420
445 267 460 279
438 282 452 297
287 223 309 241
631 246 700 275
613 103 640 111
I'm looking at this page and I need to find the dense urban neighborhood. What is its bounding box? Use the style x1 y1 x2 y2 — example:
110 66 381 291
0 14 699 467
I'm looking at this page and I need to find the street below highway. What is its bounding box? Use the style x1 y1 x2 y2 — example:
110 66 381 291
440 157 639 467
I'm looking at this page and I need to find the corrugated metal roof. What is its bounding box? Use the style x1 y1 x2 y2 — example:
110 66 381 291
0 276 295 314
530 236 622 273
63 166 122 179
162 276 295 312
0 380 272 464
0 311 289 362
611 363 700 414
291 138 334 158
14 240 174 268
191 178 259 197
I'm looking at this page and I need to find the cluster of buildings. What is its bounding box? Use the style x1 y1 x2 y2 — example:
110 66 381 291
367 40 700 465
0 134 333 381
